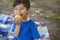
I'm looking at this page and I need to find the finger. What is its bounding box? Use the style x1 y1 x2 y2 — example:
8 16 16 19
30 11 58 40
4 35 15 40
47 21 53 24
17 18 20 23
16 18 18 22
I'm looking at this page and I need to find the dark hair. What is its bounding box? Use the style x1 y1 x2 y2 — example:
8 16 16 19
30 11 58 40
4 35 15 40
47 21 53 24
13 0 30 10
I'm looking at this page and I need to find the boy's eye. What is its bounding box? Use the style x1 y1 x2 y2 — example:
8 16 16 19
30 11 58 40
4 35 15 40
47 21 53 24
14 7 24 11
19 8 24 10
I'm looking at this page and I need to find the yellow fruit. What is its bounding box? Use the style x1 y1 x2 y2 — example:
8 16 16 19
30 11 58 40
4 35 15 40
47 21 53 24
15 15 22 19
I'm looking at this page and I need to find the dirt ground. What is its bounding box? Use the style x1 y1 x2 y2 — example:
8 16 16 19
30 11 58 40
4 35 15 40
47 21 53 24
0 0 60 40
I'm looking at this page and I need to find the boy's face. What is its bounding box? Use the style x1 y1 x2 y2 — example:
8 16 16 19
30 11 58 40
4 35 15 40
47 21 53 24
14 3 29 18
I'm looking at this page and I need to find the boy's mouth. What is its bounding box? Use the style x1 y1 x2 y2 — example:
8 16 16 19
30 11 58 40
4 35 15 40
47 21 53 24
20 14 23 16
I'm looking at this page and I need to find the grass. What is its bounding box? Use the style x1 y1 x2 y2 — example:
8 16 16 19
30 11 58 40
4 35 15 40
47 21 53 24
46 12 60 24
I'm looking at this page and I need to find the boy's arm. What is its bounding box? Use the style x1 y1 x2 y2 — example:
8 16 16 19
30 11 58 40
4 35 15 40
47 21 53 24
13 15 22 37
13 24 20 37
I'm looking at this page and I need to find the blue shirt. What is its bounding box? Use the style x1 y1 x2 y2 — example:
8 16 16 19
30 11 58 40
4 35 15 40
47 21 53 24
12 19 40 40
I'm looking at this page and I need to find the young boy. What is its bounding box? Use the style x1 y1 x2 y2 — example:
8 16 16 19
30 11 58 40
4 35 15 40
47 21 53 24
12 0 40 40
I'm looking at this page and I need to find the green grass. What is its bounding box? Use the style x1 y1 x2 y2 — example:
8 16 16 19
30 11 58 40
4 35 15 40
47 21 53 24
46 12 60 24
7 0 13 3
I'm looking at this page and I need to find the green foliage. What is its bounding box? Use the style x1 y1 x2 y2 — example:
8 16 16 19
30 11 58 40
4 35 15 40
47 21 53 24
47 12 60 23
51 36 60 40
56 0 60 5
7 0 13 3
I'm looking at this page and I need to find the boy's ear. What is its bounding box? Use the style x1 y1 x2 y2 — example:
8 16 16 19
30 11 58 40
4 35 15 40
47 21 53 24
27 10 29 13
26 11 29 15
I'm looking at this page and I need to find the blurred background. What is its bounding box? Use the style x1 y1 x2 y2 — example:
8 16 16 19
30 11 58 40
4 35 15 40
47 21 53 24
0 0 60 40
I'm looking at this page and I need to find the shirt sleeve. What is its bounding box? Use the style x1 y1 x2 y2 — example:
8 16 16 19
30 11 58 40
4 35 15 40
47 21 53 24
30 21 40 39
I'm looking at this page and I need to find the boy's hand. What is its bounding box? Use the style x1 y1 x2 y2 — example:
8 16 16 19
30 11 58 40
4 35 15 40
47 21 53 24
14 15 22 25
